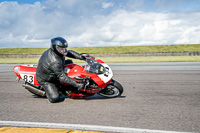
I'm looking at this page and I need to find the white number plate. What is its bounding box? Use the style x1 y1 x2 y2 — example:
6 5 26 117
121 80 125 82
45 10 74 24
21 74 35 84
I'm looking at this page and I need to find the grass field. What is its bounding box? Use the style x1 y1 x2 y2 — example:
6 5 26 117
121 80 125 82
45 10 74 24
0 56 199 64
0 44 199 54
0 44 199 63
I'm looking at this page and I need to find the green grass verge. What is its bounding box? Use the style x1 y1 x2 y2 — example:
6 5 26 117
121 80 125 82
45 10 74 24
0 44 200 54
0 56 199 64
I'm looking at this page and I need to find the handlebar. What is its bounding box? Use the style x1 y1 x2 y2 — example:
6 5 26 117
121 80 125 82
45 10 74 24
81 53 95 59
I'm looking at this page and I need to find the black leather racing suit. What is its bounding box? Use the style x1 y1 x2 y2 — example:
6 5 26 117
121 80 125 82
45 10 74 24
36 48 84 103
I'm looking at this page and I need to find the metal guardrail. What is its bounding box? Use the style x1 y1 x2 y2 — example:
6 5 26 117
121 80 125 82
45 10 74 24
0 51 199 58
0 54 41 58
90 51 200 57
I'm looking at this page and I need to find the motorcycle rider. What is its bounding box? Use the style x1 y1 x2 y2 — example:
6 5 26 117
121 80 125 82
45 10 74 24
36 37 86 103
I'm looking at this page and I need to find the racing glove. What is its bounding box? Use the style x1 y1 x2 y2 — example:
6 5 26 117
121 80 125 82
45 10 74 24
80 53 95 59
59 73 84 89
80 55 86 61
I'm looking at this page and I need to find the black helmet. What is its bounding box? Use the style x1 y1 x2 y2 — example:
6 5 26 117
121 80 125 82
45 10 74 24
51 37 68 57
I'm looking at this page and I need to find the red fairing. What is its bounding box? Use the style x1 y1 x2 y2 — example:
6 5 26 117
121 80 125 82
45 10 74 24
65 64 84 77
67 92 94 99
80 73 105 86
13 65 22 79
96 59 104 63
13 65 40 85
65 64 105 86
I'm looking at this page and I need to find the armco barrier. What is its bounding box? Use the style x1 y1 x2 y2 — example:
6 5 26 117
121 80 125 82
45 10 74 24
0 54 41 58
90 51 200 57
0 51 199 58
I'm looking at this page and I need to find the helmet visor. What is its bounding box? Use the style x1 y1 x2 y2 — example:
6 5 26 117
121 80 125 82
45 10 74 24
56 46 67 55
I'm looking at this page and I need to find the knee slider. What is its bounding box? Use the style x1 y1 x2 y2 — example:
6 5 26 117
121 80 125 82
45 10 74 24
48 94 60 103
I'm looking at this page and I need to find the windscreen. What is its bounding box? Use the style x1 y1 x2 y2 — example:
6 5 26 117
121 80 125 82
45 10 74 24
84 58 105 74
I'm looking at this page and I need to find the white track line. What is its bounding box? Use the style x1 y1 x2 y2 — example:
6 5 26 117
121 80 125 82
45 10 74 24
0 121 195 133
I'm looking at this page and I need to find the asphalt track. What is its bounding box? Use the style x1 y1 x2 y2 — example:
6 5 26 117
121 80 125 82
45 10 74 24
0 62 200 133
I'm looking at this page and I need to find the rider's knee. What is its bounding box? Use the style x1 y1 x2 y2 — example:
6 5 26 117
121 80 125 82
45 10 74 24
43 82 62 103
47 94 60 103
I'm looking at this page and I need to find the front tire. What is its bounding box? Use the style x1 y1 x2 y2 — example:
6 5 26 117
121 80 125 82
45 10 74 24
98 80 123 98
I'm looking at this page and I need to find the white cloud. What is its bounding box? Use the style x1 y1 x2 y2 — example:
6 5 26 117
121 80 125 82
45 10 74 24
69 10 200 46
0 0 200 48
102 2 113 9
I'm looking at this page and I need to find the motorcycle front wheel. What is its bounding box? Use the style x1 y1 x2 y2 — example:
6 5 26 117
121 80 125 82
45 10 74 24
98 80 123 98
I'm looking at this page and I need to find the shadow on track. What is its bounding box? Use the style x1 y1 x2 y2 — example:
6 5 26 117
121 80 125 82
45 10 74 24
32 94 126 101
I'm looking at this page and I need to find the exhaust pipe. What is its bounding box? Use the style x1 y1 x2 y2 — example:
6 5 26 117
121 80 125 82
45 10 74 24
22 83 46 97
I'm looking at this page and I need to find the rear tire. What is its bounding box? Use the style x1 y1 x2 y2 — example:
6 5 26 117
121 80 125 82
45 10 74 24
98 80 123 98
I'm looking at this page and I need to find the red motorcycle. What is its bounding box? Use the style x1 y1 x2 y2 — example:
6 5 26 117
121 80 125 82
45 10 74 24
13 56 123 99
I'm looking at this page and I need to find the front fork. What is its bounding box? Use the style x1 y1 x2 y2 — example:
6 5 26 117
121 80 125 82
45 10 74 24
109 79 115 85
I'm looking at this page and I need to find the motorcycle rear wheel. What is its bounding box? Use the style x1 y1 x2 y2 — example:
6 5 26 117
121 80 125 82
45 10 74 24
98 80 123 98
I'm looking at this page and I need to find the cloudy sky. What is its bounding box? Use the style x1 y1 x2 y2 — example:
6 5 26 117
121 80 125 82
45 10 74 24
0 0 200 48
